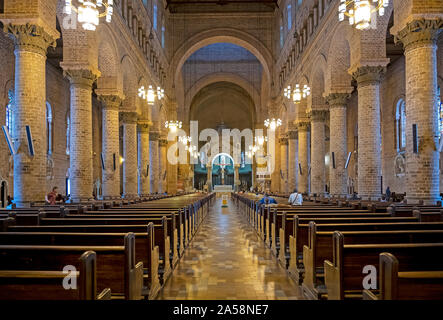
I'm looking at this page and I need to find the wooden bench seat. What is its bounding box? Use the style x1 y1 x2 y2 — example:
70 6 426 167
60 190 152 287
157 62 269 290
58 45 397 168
303 224 443 299
0 250 111 300
323 232 443 299
363 252 443 300
0 233 143 300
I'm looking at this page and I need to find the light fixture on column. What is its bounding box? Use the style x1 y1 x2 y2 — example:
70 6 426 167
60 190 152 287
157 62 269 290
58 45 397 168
138 85 165 105
264 118 282 131
284 86 292 99
63 0 114 31
338 0 389 30
165 120 182 133
302 85 311 98
292 84 302 104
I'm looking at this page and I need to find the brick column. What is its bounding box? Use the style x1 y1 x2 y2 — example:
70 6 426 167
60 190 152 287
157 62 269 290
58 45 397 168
396 19 443 204
309 110 328 196
149 131 160 194
158 138 168 193
352 66 385 200
234 164 240 192
287 130 298 193
137 120 150 196
97 94 122 199
4 24 56 207
297 121 310 195
121 112 138 198
167 139 178 195
270 136 281 193
63 68 99 202
279 136 288 194
326 93 350 197
206 165 212 192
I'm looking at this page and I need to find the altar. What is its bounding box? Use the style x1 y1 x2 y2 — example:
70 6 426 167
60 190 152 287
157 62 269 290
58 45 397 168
213 185 233 193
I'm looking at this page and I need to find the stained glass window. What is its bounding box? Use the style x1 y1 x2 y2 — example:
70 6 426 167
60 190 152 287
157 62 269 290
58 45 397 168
438 87 443 139
46 102 53 155
5 89 13 135
396 99 406 152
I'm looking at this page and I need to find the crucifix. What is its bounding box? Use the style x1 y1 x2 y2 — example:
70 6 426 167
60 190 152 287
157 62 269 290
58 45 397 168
218 155 228 185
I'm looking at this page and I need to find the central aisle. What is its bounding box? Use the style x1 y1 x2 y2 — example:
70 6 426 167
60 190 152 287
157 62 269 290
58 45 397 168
157 198 304 300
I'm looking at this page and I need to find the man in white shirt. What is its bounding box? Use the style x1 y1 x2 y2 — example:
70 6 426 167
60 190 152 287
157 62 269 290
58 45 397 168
288 189 303 206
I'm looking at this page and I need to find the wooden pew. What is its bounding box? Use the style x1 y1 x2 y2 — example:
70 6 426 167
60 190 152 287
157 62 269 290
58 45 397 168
36 216 173 283
0 233 143 300
323 232 443 299
0 226 160 299
363 252 443 300
287 218 442 285
0 250 111 300
303 223 443 299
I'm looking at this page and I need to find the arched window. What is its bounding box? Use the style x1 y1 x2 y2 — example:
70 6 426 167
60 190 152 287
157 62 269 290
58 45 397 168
395 98 406 152
153 1 158 30
241 151 245 168
66 115 70 155
279 15 284 48
287 4 292 30
46 102 53 155
161 16 165 48
5 89 13 135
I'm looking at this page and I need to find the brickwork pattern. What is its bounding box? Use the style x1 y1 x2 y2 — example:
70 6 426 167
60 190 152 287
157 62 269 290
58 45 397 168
158 138 168 193
279 137 288 194
353 66 385 200
310 110 327 196
297 122 310 195
326 94 349 197
137 122 150 196
149 132 160 194
121 112 138 198
287 131 298 193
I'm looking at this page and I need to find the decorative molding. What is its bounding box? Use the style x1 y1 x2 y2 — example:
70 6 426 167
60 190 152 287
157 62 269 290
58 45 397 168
309 109 328 122
325 93 351 107
97 94 123 110
395 19 443 51
3 23 57 55
120 111 139 124
352 66 386 86
62 68 100 88
297 121 311 132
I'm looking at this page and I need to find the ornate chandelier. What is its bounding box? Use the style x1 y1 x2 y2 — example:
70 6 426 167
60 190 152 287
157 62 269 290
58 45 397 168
283 84 311 104
63 0 114 31
339 0 389 30
165 120 182 132
264 118 282 131
138 86 164 105
179 136 192 145
255 135 268 146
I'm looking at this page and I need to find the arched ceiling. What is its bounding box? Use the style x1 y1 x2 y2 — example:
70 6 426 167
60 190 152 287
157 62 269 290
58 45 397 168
190 81 255 132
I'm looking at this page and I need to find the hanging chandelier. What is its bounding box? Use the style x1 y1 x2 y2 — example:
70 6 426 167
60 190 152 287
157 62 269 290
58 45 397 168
338 0 389 30
264 118 282 131
63 0 114 31
283 84 310 104
165 120 182 132
138 86 165 105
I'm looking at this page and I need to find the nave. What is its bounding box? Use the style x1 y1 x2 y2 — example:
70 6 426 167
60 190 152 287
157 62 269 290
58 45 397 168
158 198 303 300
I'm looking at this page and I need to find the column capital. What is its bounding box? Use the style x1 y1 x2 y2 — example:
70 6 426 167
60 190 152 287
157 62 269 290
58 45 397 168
120 112 138 124
352 66 386 86
149 131 160 141
159 138 168 146
279 136 288 145
62 67 100 88
325 93 351 108
309 109 328 122
3 23 57 55
97 94 124 110
287 130 298 140
395 19 443 51
296 121 311 132
137 121 151 133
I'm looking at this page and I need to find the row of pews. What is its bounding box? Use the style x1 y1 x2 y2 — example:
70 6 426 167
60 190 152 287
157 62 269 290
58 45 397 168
0 192 216 300
232 192 443 300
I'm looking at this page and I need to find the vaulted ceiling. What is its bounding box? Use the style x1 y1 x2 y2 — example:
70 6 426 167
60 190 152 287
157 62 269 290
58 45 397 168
166 0 278 13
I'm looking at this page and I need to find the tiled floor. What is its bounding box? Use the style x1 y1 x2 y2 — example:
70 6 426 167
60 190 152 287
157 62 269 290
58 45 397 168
157 198 304 300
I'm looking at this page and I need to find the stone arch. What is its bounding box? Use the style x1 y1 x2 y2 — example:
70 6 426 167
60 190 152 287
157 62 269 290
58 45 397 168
210 152 235 167
184 72 260 121
326 24 353 95
170 28 273 92
97 24 123 94
121 54 138 113
309 54 328 107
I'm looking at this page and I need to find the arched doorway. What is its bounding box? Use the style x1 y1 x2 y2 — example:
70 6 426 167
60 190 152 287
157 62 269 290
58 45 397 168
1 181 8 208
211 153 234 187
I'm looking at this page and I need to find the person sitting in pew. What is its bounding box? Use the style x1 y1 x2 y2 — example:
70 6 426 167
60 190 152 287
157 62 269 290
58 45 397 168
45 187 58 205
288 189 303 206
258 193 277 205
